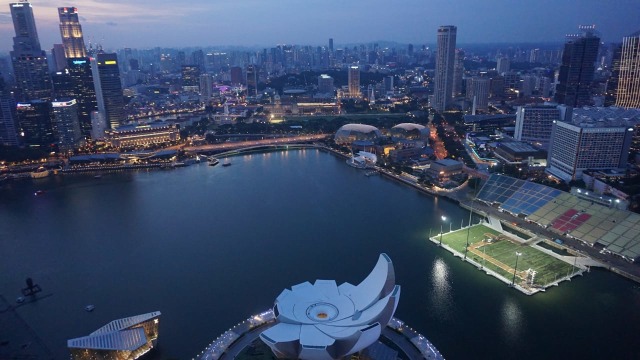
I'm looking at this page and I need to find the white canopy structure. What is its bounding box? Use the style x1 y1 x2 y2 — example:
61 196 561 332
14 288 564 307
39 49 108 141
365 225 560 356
260 254 400 360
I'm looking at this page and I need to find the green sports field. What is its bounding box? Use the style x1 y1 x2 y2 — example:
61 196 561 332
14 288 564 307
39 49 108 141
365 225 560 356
434 224 579 287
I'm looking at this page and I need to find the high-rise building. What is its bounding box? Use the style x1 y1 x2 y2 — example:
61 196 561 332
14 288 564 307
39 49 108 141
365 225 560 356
555 26 600 107
9 1 52 101
547 115 633 181
384 76 394 93
246 64 258 96
605 44 622 106
191 50 205 70
52 99 82 151
348 65 360 97
230 66 243 85
453 49 465 97
433 25 457 112
181 65 200 92
466 77 490 111
614 31 640 108
514 105 561 149
16 100 55 147
67 57 97 137
92 53 124 129
51 44 67 72
58 7 87 59
51 69 74 99
199 73 213 102
496 56 510 74
329 38 334 53
0 77 19 146
317 74 334 95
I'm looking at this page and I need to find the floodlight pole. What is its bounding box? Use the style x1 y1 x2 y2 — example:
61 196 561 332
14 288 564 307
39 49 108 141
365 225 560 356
511 252 522 287
439 215 447 246
464 203 473 260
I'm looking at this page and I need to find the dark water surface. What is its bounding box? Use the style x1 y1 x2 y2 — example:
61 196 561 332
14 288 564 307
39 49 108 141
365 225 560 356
1 150 639 359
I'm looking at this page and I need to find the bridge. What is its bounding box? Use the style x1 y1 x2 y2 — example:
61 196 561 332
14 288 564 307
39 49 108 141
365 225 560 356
183 134 329 155
211 144 325 158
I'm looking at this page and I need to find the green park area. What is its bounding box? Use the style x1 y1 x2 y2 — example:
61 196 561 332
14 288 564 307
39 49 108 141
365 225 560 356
435 224 579 287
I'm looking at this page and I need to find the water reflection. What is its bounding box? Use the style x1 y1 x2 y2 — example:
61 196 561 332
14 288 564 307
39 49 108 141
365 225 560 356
501 298 523 343
429 258 453 319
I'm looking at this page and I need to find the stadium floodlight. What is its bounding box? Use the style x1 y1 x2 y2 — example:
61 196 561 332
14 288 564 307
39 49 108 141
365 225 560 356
439 216 447 246
511 252 522 286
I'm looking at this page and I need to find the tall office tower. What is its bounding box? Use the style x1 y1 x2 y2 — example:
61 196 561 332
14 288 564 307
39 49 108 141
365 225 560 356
466 77 490 111
408 43 414 57
52 99 82 151
90 111 106 140
329 38 334 53
246 64 258 96
520 75 536 96
191 50 205 70
555 26 600 107
514 105 561 149
433 25 457 112
92 53 124 129
230 66 243 85
605 44 622 106
0 77 19 146
547 116 633 181
348 65 360 97
317 74 334 95
51 44 67 72
453 49 464 96
181 65 200 92
490 76 505 97
51 69 74 98
9 1 52 101
614 31 640 108
67 57 97 137
496 56 510 74
58 7 87 58
199 73 213 103
384 76 394 93
16 100 55 147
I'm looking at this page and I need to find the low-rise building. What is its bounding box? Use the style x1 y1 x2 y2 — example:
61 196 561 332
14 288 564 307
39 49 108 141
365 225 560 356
105 122 180 149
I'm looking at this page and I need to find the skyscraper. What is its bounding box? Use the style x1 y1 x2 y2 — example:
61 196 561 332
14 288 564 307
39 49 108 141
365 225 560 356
453 49 465 96
466 77 490 111
0 77 19 146
58 7 87 59
16 100 55 147
433 25 457 112
246 64 258 96
554 26 600 107
317 74 334 95
52 99 82 151
67 57 97 137
348 65 360 97
92 53 124 129
181 65 200 92
496 56 510 74
514 105 561 149
9 1 52 101
614 31 640 108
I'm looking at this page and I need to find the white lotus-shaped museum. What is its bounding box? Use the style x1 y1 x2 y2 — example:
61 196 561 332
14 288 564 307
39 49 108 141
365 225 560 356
260 254 401 360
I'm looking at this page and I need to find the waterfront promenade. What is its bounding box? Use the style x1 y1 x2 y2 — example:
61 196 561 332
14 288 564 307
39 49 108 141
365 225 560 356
194 310 444 360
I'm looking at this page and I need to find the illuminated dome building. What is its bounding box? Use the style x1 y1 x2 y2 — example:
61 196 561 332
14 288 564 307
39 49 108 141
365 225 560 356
390 123 429 144
334 124 382 146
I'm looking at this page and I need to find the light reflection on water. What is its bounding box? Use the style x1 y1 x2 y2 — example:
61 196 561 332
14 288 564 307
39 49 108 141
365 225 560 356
501 298 523 343
429 257 454 319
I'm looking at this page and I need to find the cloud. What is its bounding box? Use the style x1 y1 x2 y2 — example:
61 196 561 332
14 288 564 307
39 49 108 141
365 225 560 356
0 11 11 24
106 21 117 26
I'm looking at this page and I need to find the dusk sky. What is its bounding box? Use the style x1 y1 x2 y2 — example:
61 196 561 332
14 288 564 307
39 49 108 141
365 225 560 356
1 0 639 52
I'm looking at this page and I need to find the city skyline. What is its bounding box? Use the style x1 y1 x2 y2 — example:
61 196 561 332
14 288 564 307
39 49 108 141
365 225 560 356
1 0 639 52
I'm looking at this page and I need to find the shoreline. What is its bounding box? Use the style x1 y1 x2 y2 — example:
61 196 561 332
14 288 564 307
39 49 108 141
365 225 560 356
4 145 640 286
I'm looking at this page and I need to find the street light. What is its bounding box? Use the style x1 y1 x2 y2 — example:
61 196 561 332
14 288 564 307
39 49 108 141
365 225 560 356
511 252 522 287
439 215 447 246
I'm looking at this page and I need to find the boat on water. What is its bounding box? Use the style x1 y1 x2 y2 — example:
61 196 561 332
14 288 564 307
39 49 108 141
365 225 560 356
34 190 45 196
222 161 231 167
93 174 102 179
16 296 25 303
30 167 50 179
85 305 95 312
208 157 220 166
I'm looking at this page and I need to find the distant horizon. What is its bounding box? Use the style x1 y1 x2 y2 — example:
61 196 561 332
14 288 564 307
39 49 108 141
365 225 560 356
1 0 638 54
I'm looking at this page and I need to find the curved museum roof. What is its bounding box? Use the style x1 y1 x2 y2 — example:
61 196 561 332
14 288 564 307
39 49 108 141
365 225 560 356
260 254 400 360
